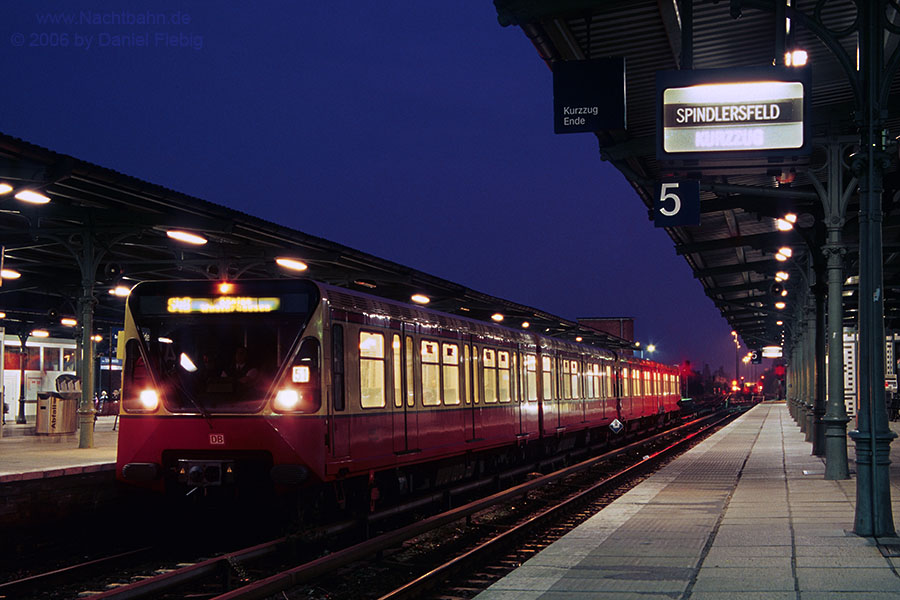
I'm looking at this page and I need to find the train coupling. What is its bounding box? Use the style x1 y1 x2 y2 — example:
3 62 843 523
176 459 236 487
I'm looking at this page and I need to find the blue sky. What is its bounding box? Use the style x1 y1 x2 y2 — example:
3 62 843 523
2 1 741 373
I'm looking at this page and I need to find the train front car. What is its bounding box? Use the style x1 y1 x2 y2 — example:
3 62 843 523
116 279 324 497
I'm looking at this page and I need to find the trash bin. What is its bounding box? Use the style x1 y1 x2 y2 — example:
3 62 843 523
35 392 78 434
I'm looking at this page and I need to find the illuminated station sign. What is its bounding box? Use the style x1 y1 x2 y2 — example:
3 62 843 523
656 67 810 164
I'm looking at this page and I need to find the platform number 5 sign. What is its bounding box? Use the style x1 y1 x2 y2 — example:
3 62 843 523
654 181 700 227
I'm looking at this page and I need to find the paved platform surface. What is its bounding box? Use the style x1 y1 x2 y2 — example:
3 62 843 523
476 403 900 600
0 416 118 481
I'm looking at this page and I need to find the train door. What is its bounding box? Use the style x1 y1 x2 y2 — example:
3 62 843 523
330 324 350 458
392 329 418 453
466 339 483 441
515 348 524 436
520 350 540 435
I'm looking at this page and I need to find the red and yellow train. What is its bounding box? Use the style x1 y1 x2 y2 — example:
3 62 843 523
117 279 681 504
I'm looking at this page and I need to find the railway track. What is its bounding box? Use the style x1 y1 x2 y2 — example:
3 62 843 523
0 409 734 599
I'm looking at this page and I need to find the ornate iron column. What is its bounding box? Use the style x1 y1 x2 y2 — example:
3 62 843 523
845 0 897 538
810 140 855 478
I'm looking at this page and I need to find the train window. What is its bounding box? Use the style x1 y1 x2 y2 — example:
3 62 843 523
497 350 510 403
542 355 554 400
586 363 594 399
421 340 440 406
463 345 471 405
525 354 537 401
392 335 402 408
633 369 642 396
483 348 497 403
622 368 630 397
570 361 580 399
359 331 385 408
643 371 651 397
405 336 415 407
442 343 460 405
333 325 345 411
560 360 571 398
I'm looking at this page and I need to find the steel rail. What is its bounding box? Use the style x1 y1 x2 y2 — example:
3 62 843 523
209 411 730 600
377 412 735 600
0 547 152 597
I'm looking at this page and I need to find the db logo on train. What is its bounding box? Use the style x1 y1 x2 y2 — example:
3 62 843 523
209 434 226 445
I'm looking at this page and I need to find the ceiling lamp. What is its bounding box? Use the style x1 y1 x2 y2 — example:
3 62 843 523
776 320 783 326
521 321 530 329
410 294 430 305
575 336 583 342
0 183 12 194
784 49 808 67
31 329 50 338
1 269 21 279
61 318 77 327
109 286 131 297
491 313 504 322
775 271 789 282
15 190 50 204
166 230 208 245
775 301 787 309
275 257 308 272
775 247 793 261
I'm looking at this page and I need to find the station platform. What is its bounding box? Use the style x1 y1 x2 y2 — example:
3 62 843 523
477 403 900 600
0 416 118 482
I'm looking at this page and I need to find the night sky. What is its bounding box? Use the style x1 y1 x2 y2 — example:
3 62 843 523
2 1 743 375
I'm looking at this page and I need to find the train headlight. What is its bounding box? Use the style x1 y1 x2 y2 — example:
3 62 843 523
274 389 301 411
139 389 159 410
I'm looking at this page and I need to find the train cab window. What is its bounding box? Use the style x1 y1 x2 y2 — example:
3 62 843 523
497 351 511 403
405 336 415 407
483 348 497 403
442 343 460 405
525 354 537 401
570 360 580 399
421 340 440 406
392 334 402 408
542 355 554 400
359 331 386 408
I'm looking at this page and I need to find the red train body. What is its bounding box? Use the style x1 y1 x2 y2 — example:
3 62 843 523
116 280 681 499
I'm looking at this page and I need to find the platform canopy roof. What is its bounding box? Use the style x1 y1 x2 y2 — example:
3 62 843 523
495 0 900 351
0 132 634 351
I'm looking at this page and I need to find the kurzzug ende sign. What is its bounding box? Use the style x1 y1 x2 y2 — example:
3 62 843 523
656 67 810 163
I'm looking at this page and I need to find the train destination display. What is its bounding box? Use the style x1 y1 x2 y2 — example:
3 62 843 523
662 81 803 153
656 67 810 164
